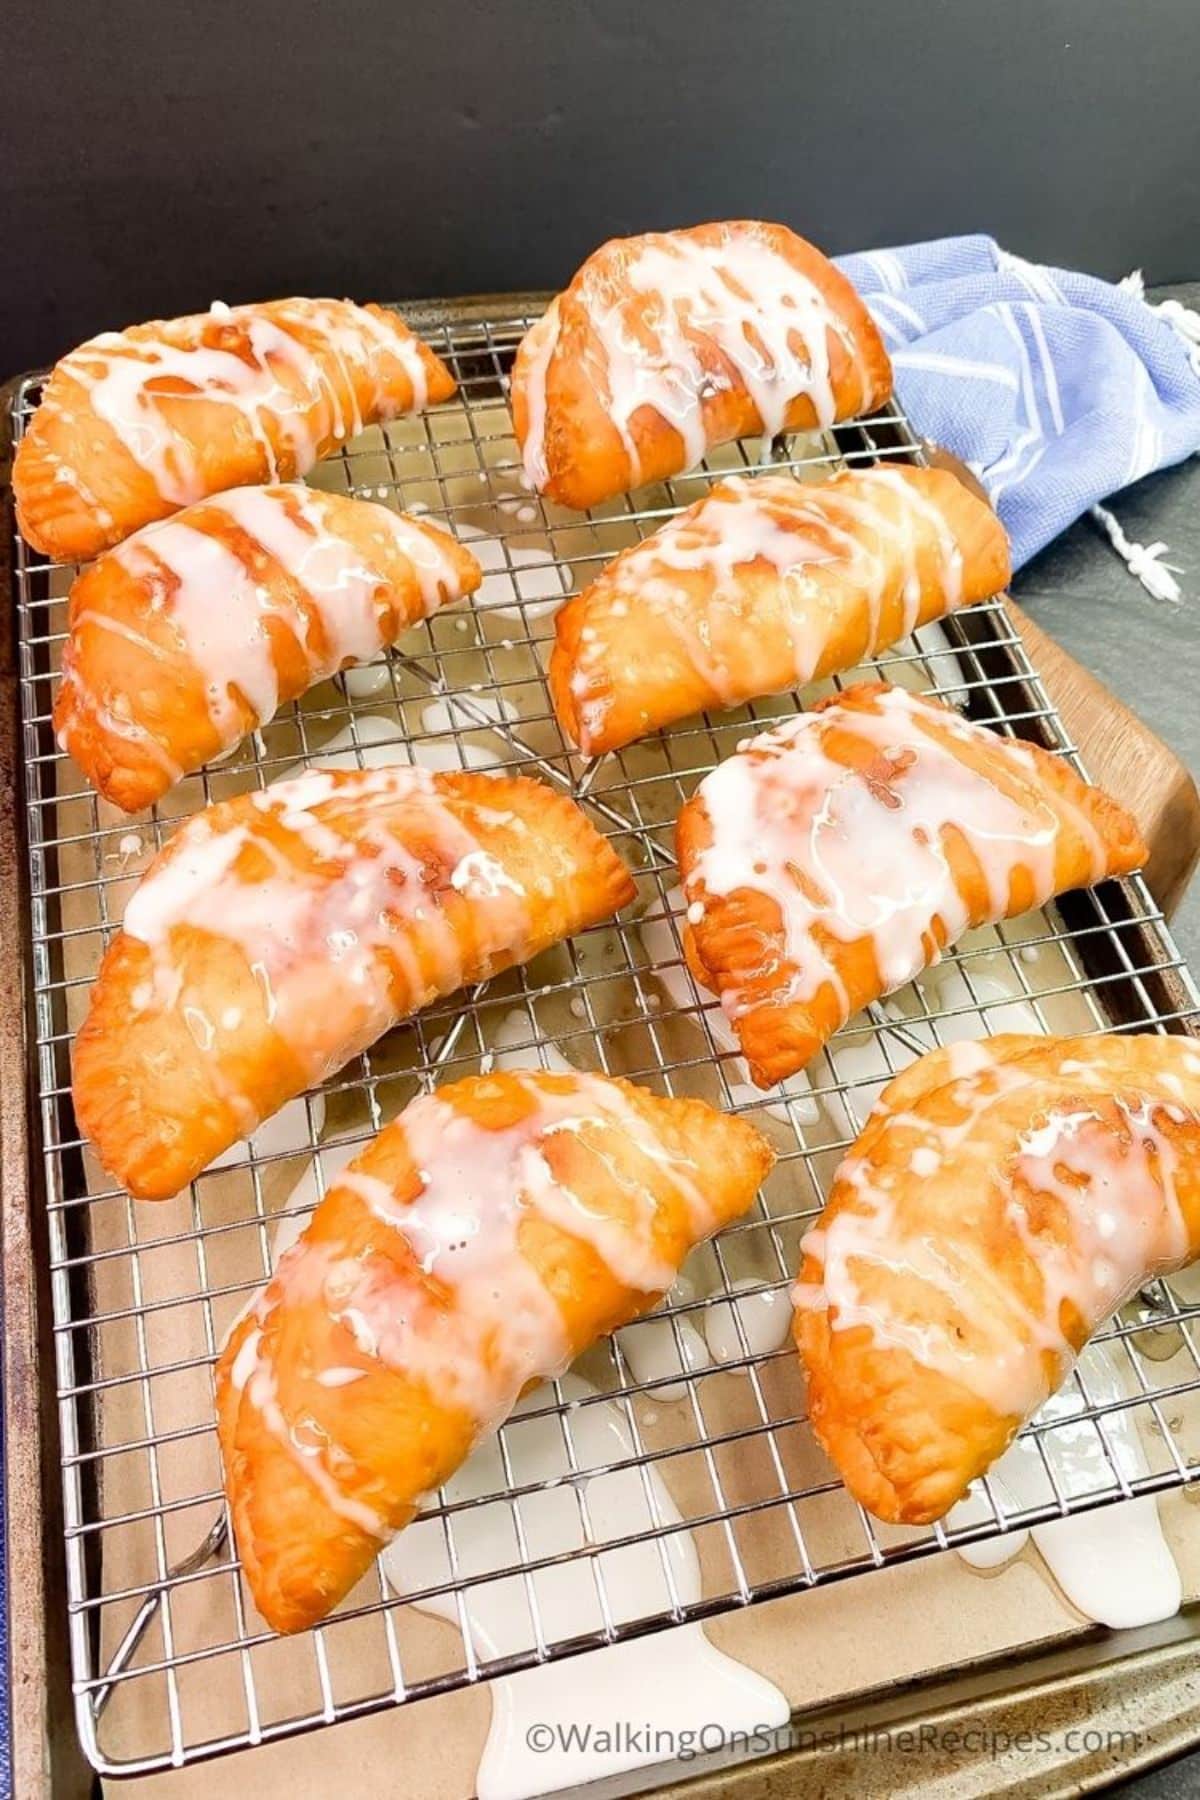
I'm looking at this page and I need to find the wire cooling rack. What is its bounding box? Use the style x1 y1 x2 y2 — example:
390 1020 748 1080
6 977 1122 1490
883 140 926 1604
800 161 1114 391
8 298 1200 1777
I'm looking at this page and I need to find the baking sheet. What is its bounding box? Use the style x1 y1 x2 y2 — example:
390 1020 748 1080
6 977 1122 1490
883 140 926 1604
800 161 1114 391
95 1501 1200 1797
10 325 1200 1790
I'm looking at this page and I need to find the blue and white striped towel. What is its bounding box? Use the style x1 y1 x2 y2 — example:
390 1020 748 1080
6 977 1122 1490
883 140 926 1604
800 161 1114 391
835 235 1200 597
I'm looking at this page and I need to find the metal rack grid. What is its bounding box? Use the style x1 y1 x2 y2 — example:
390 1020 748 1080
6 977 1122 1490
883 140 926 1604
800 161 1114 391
8 299 1200 1777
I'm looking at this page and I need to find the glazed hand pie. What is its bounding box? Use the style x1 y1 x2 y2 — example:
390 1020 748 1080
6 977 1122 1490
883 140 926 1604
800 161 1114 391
73 768 635 1200
794 1032 1200 1523
14 298 455 562
54 484 482 813
550 465 1010 754
217 1068 773 1632
511 221 892 511
676 684 1145 1087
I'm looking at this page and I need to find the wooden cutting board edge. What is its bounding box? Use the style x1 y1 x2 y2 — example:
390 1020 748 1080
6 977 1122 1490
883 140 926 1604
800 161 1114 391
1007 597 1200 922
923 441 1200 921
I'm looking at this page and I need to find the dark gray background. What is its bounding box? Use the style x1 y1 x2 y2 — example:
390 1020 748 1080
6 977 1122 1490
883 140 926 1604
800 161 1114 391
4 0 1200 375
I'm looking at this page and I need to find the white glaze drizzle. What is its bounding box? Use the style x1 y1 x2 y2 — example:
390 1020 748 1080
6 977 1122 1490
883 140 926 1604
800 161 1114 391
803 1058 1197 1421
521 224 864 490
89 485 463 746
121 766 530 1095
57 298 427 506
686 687 1097 1027
515 300 560 491
53 652 186 782
567 469 966 745
487 1016 721 1405
216 484 459 626
234 1324 392 1538
110 520 284 736
231 1074 721 1533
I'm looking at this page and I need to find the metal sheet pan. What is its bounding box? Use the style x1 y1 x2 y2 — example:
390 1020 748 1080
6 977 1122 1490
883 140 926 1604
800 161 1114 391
3 293 1200 1790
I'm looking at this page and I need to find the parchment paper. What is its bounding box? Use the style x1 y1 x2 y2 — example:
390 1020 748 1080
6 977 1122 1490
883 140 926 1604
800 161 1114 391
34 420 1200 1797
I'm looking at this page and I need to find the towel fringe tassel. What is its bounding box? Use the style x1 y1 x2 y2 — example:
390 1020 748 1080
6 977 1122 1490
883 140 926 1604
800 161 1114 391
1121 269 1200 376
1089 503 1183 604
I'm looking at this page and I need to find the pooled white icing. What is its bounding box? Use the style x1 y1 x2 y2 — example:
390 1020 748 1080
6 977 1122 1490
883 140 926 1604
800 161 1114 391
280 685 518 781
617 1305 709 1402
951 1341 1181 1628
418 693 517 770
57 298 427 506
520 224 866 491
704 1278 794 1364
455 523 570 621
686 686 1103 1031
919 957 1043 1042
381 1372 788 1800
306 714 413 771
342 658 395 700
424 691 517 733
121 765 530 1098
914 617 972 707
299 711 497 777
491 1008 576 1077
